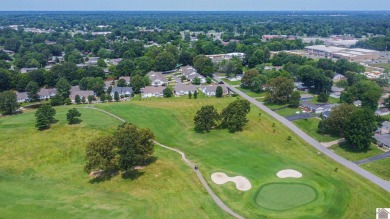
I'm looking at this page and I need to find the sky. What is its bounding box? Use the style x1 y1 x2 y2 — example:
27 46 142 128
1 0 390 11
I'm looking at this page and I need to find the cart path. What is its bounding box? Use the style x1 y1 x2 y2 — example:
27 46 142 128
81 106 244 219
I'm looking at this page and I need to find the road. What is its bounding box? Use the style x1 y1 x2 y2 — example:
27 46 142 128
355 151 390 165
81 106 243 219
215 77 390 192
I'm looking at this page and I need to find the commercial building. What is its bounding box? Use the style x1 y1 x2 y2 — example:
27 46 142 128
305 45 380 61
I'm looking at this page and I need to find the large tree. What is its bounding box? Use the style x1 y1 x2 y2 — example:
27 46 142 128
130 75 150 94
56 78 71 99
344 108 378 150
342 80 382 111
322 104 357 137
289 91 301 108
115 123 155 172
193 55 215 77
155 51 176 71
25 81 40 102
265 76 294 104
84 136 117 174
35 104 56 130
194 105 219 133
220 99 251 133
0 91 19 115
216 86 223 98
241 68 259 89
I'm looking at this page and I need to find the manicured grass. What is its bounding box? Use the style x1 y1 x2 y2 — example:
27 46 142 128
237 87 266 98
330 142 384 161
221 78 241 86
96 97 390 218
275 107 302 117
263 102 288 110
293 118 340 142
309 96 340 104
361 158 390 181
255 183 317 211
0 107 226 218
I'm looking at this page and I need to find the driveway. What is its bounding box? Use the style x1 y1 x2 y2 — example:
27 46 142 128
214 76 390 192
355 151 390 165
285 113 316 121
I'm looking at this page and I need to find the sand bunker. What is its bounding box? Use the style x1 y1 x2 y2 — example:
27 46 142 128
276 169 303 178
211 172 252 191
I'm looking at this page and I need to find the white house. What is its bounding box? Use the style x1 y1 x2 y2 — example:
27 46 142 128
180 66 206 84
38 88 57 100
174 84 197 96
16 92 28 103
200 85 228 96
147 71 168 86
110 87 133 98
141 86 165 98
20 68 38 74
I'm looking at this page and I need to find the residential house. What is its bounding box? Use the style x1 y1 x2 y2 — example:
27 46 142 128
200 85 229 96
330 86 344 98
376 108 390 116
20 68 38 74
38 88 57 100
16 92 28 103
110 87 133 98
147 71 168 86
376 121 390 135
107 58 123 66
180 66 206 84
141 86 165 98
294 82 308 91
301 101 324 114
322 111 332 119
374 134 390 149
300 94 314 101
333 73 346 81
70 90 94 103
353 100 362 107
85 57 99 66
174 84 197 96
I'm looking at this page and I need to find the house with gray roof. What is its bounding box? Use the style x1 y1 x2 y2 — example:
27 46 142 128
141 86 165 98
38 88 57 100
147 71 168 86
174 84 197 96
110 87 133 98
200 85 228 96
16 92 28 103
118 76 131 85
20 68 38 74
180 66 206 84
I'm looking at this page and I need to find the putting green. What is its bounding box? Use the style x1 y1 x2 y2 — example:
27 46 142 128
255 183 317 211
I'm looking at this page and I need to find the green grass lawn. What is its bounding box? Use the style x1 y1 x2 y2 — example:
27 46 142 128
221 78 241 86
309 96 340 104
293 118 340 142
263 102 289 110
95 97 389 218
0 107 226 218
329 142 384 161
361 158 390 181
255 183 317 211
275 107 302 117
237 87 266 98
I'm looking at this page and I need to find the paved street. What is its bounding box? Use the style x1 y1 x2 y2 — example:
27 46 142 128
216 77 390 192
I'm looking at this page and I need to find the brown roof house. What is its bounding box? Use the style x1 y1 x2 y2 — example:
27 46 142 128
141 86 165 98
